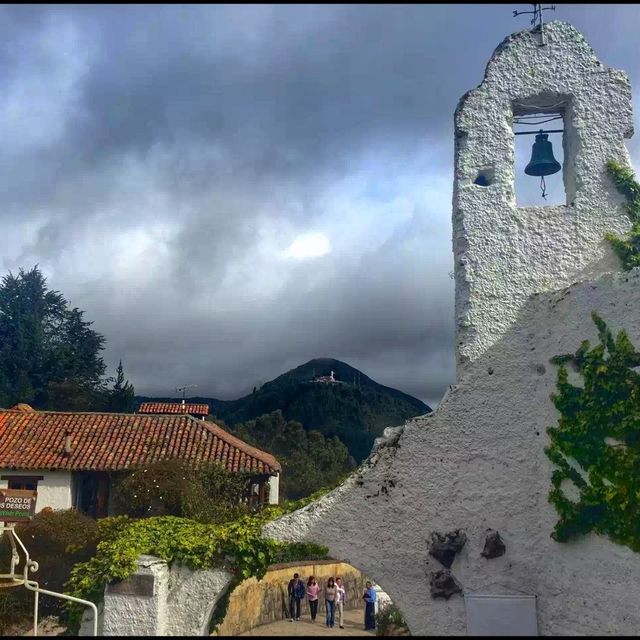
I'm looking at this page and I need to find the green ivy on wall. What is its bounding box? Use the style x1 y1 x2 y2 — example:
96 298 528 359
605 160 640 270
64 497 330 633
546 312 640 548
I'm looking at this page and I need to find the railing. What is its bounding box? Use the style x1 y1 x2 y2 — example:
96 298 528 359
0 523 99 636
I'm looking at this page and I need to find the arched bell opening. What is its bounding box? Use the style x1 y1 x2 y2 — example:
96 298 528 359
511 95 575 207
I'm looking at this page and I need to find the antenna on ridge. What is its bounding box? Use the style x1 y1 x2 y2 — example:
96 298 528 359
513 3 556 46
176 384 198 404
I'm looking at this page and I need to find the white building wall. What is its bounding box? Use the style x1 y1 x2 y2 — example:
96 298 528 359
79 555 233 636
0 469 73 512
268 473 279 505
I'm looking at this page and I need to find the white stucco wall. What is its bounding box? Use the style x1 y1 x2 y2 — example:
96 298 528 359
453 21 633 378
0 469 72 512
84 554 233 636
102 555 169 636
268 472 279 505
264 269 640 636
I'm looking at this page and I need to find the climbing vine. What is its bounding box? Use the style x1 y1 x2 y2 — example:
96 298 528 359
64 491 332 633
605 160 640 270
546 312 640 548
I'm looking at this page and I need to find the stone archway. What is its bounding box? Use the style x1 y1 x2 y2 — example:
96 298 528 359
215 559 401 636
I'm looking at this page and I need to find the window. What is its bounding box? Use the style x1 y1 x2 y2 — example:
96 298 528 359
2 475 43 491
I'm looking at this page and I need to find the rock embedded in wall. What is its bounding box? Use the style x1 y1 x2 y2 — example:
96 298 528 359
481 530 506 560
428 530 467 568
429 569 463 600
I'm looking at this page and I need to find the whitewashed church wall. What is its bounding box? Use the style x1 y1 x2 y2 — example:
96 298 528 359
264 268 640 635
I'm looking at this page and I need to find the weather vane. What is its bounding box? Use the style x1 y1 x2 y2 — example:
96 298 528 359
513 4 556 46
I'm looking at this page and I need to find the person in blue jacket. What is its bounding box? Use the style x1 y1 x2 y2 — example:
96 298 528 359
362 580 377 630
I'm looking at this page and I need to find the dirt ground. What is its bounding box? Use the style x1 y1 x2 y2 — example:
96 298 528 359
237 608 376 636
7 616 67 636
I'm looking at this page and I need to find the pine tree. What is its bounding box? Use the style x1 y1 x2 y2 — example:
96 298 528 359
0 266 109 409
108 360 135 413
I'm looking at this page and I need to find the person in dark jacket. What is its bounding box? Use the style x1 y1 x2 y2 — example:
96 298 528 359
288 573 305 621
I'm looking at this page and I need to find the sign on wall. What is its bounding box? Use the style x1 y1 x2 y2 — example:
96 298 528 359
0 489 37 522
464 593 538 636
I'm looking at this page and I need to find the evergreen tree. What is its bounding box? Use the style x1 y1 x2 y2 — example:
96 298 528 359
108 360 135 413
0 266 109 410
230 410 355 500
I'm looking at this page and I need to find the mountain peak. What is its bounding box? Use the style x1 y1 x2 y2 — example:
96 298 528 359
137 358 431 463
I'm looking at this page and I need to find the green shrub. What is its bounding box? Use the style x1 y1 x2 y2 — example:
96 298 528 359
375 603 411 636
111 459 252 524
605 160 640 271
0 586 31 635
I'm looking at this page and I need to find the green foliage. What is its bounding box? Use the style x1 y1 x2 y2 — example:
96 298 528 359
605 160 640 271
229 410 355 500
545 312 640 548
111 459 252 523
64 512 329 633
375 603 411 636
106 360 136 413
0 509 99 619
0 265 133 411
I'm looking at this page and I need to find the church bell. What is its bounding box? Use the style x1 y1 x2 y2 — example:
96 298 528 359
524 130 561 177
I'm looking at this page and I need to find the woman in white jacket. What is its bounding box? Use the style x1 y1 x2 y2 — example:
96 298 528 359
335 577 346 629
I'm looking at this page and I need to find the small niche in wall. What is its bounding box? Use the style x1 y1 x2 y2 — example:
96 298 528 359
474 167 495 187
513 99 569 207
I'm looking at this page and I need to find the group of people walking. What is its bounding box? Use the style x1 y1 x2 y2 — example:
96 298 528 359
287 572 377 631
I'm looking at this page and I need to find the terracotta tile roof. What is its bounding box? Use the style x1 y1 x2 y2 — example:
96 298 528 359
0 410 280 475
138 402 210 415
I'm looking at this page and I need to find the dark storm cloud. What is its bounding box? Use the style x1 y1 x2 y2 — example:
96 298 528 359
1 4 640 407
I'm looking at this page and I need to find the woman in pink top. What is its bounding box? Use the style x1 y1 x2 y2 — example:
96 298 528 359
307 576 320 622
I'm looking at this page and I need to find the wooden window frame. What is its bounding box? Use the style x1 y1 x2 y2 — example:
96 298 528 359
2 475 44 491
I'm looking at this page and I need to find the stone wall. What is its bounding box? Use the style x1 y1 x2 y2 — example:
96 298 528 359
79 557 370 636
215 560 368 636
261 22 640 636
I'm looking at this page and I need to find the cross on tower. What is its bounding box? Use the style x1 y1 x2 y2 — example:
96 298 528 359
513 4 556 45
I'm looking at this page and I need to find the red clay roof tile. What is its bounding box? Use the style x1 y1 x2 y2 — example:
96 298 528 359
138 402 209 415
0 410 280 475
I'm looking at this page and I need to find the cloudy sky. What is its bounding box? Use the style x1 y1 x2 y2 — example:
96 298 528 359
2 4 640 407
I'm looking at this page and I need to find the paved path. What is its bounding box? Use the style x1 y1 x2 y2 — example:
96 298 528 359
237 608 376 636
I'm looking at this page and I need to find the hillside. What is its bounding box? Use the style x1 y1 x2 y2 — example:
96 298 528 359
136 358 431 462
